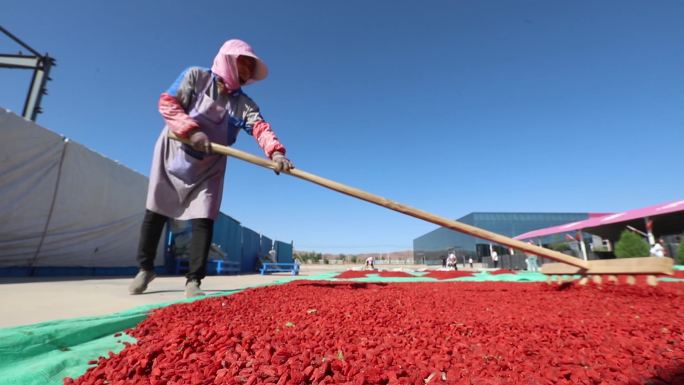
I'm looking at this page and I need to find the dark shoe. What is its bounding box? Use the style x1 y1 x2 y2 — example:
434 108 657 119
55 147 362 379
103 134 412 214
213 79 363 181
129 270 156 294
185 280 205 298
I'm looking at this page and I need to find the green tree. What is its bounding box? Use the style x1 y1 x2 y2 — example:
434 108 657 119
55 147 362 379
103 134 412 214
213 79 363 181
677 241 684 264
549 242 571 252
295 251 325 263
614 230 649 258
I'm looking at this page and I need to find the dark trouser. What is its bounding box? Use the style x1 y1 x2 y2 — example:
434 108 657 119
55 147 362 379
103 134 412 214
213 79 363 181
136 209 214 283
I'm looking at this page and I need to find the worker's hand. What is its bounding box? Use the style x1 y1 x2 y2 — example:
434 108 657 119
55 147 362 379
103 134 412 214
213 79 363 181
271 151 294 175
188 130 211 153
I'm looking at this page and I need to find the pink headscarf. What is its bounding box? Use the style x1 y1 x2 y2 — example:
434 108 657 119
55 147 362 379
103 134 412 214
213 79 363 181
211 39 269 92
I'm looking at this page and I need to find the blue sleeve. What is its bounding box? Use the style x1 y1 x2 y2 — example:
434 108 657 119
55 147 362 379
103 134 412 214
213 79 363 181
163 67 209 111
166 67 194 97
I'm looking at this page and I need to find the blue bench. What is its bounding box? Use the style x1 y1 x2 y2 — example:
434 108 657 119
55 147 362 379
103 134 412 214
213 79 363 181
212 260 241 275
176 259 241 275
260 262 299 276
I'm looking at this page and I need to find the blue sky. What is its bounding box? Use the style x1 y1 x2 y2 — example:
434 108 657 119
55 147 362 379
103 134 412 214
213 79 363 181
2 1 683 254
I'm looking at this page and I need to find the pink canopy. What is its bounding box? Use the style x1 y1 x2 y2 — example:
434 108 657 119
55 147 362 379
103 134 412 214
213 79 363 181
514 199 684 240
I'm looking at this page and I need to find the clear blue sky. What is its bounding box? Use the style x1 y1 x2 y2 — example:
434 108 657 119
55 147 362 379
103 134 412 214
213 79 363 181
2 1 683 254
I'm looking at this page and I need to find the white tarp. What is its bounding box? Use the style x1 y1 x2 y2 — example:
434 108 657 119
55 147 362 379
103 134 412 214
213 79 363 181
0 108 162 269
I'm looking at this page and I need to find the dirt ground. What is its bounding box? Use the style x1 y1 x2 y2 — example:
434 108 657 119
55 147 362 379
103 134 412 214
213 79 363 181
0 263 452 328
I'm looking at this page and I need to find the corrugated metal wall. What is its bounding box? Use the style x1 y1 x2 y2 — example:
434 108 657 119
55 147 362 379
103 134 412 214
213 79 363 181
274 241 293 263
260 235 273 261
213 213 243 265
240 227 260 273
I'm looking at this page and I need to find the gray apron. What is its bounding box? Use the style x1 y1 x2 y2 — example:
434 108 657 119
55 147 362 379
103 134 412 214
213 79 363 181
146 77 232 220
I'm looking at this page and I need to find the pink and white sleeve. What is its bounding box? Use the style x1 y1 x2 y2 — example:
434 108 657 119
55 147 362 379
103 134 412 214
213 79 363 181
158 93 199 137
252 120 286 158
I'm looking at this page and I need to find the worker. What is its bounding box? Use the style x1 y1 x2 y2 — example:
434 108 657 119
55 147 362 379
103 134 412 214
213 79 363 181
129 39 293 297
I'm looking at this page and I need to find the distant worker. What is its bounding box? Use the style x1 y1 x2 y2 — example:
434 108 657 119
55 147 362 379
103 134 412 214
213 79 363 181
468 257 474 269
446 252 458 270
650 239 666 257
129 39 293 298
525 241 539 272
491 249 499 268
365 255 375 270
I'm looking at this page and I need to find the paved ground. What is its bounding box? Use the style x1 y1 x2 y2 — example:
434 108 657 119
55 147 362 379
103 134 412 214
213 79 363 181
0 263 452 328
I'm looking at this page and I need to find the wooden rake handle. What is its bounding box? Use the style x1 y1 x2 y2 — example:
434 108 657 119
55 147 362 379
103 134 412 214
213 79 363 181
169 132 590 269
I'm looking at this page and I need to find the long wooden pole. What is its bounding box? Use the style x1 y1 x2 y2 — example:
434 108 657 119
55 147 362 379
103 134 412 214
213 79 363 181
169 133 590 269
